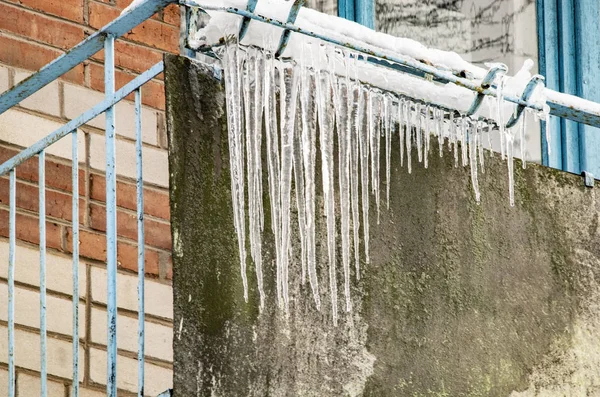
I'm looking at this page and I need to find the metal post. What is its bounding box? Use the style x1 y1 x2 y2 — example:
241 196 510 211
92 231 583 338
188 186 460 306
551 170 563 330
105 34 118 397
8 169 16 397
39 150 48 397
72 130 80 397
135 88 145 397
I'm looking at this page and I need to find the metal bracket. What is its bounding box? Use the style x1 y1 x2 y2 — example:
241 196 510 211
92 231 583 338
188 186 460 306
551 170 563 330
466 63 507 116
274 0 305 58
583 171 595 188
238 0 258 41
505 74 545 129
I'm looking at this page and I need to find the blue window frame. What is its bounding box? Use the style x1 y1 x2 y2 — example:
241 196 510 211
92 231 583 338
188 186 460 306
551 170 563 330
537 0 600 176
338 0 373 28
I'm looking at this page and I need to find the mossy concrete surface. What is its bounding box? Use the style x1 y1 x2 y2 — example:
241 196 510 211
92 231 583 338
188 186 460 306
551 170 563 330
165 54 600 396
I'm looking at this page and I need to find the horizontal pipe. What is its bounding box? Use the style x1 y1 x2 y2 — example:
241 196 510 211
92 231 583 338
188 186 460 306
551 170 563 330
0 61 164 176
184 1 600 129
0 0 175 116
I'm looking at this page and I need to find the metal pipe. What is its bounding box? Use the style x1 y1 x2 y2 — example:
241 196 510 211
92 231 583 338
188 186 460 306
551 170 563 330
105 35 118 397
135 88 146 397
0 62 164 177
39 150 48 397
71 130 80 397
8 169 16 397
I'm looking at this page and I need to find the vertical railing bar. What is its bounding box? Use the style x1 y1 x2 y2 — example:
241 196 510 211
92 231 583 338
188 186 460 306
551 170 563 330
39 150 48 397
135 88 145 397
71 130 80 397
105 34 118 397
8 169 16 397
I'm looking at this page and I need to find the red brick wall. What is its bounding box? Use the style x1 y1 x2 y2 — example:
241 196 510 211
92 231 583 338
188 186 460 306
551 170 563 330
0 0 181 110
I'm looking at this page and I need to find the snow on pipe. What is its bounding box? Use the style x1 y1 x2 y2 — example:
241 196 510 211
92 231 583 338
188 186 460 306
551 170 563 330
219 41 536 324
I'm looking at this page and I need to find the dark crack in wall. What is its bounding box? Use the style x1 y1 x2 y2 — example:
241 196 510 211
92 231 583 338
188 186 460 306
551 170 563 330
165 54 600 397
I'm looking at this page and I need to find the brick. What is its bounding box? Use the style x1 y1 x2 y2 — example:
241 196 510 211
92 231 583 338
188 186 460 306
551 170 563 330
0 111 86 162
89 173 170 220
0 369 7 393
0 239 87 297
14 70 61 117
89 2 179 53
64 228 160 275
89 203 171 250
0 146 86 196
91 39 164 77
88 348 172 395
88 63 165 110
88 133 169 188
17 372 65 397
16 0 85 23
77 387 106 397
63 83 159 145
0 283 86 337
0 210 63 251
0 178 86 224
0 4 85 50
91 307 173 361
90 266 173 319
163 4 180 26
114 0 161 21
0 36 83 84
0 326 85 381
0 65 9 93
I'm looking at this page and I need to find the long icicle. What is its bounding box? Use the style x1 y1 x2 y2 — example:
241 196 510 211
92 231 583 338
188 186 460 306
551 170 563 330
349 54 361 280
299 45 321 309
316 47 338 325
358 86 370 266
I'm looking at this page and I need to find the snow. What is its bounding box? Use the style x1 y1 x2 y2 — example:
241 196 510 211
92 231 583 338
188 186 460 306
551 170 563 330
204 0 554 322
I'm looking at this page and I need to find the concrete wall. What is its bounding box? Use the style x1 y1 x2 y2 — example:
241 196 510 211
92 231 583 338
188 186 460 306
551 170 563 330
166 55 600 397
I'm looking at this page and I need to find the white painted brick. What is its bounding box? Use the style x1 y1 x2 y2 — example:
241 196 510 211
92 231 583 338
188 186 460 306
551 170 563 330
77 387 106 397
63 83 158 145
0 66 9 93
89 348 172 396
90 266 173 320
91 307 173 362
0 240 87 297
0 368 8 393
89 133 169 187
17 372 65 397
15 70 61 117
0 283 86 337
0 109 85 161
0 326 84 381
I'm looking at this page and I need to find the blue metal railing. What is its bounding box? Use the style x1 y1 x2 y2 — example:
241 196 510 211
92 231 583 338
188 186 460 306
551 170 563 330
2 0 600 396
0 1 175 396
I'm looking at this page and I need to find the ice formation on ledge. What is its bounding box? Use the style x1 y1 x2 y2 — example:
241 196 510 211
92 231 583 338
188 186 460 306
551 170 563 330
207 0 549 323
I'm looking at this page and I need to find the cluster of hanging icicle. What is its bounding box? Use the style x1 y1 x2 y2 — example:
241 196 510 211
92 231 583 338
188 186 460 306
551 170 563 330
221 41 537 325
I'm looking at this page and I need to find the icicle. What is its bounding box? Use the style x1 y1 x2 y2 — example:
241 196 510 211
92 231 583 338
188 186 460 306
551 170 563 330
316 48 338 325
349 55 361 280
460 116 468 167
264 50 283 308
543 104 551 156
398 98 405 167
279 62 300 313
451 113 458 168
405 100 412 173
497 77 506 160
333 73 352 312
292 104 308 286
478 121 485 174
423 104 430 168
384 94 392 209
223 44 248 302
468 120 481 203
299 47 321 309
358 86 370 266
521 111 527 169
415 103 423 163
436 108 443 158
369 90 381 224
506 128 515 207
